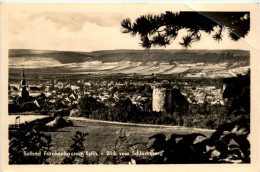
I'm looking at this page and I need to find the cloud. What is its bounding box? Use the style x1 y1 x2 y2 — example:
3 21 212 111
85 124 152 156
9 13 77 50
72 22 141 51
9 11 129 34
8 11 252 51
8 12 141 51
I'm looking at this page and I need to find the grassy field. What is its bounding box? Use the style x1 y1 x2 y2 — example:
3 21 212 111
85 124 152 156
45 119 214 164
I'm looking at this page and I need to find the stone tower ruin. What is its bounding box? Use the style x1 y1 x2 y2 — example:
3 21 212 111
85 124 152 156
152 82 174 114
152 81 189 115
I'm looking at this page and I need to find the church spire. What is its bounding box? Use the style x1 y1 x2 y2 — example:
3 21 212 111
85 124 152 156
21 68 25 78
21 68 26 87
20 68 29 98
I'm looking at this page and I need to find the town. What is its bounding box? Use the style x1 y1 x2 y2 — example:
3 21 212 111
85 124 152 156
8 68 227 126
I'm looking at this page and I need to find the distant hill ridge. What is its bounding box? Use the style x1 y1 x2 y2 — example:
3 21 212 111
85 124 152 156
9 49 249 64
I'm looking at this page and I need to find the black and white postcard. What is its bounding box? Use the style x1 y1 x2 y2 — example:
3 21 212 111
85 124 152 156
1 3 259 172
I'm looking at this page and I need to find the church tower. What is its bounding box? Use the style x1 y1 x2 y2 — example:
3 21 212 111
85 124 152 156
20 68 29 99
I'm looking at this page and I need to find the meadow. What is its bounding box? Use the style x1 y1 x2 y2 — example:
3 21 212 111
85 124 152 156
45 118 214 164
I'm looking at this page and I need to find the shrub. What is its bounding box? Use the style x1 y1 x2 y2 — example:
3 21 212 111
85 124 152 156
62 131 88 164
46 116 73 130
122 113 249 164
54 109 70 117
9 122 52 164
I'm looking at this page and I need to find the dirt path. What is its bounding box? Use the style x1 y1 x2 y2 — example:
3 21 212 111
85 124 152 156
68 116 216 133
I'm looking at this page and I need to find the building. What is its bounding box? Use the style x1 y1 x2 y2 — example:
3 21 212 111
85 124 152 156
57 82 64 89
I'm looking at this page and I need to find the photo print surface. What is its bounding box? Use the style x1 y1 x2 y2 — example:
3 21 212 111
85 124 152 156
2 3 259 169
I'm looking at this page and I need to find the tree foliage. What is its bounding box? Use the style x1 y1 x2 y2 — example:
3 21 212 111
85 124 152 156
77 96 105 117
223 71 250 116
140 119 250 164
121 12 250 48
9 122 52 164
62 131 89 164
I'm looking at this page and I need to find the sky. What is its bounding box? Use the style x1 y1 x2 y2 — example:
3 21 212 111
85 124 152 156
6 3 257 52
